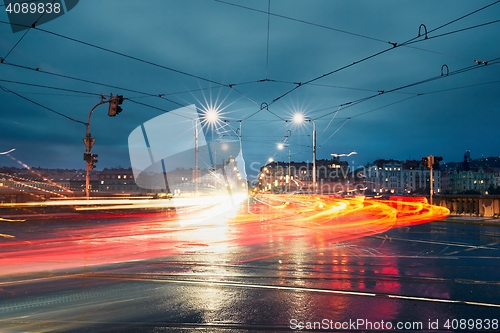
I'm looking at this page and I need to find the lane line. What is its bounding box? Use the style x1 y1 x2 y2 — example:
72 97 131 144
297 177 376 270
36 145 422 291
84 273 500 308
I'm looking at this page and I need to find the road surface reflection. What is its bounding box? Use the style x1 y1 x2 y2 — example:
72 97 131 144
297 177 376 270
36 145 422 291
0 195 449 275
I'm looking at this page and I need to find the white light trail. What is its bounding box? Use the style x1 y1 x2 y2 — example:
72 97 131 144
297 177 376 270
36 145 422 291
0 148 15 155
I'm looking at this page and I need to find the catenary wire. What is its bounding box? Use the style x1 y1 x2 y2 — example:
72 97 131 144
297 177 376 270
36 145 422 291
2 0 56 61
313 56 499 121
214 0 389 44
0 60 185 107
0 78 102 96
0 85 87 125
267 0 500 107
0 20 226 87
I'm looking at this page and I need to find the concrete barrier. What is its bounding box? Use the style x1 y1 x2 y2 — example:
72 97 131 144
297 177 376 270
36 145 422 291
434 195 500 217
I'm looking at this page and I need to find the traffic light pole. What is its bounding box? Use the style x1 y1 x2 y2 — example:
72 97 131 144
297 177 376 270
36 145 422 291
83 94 124 199
422 155 442 206
429 155 434 205
84 97 107 199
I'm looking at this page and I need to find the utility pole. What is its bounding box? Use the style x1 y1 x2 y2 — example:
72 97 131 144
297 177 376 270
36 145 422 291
285 129 291 193
312 120 317 193
429 155 434 205
194 120 199 195
84 94 124 199
288 148 291 192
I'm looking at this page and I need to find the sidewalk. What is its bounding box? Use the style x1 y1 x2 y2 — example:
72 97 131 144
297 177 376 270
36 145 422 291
445 215 499 225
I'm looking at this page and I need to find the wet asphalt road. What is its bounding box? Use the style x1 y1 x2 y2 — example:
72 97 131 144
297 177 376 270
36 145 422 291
1 215 500 332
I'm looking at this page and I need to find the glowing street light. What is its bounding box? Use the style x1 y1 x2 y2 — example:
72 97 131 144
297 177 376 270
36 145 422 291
277 140 292 192
293 113 305 124
293 113 316 193
195 107 220 195
205 108 220 123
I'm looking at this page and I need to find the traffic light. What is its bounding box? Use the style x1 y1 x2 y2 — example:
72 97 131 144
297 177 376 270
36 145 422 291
108 94 124 116
90 154 98 169
84 153 98 169
434 156 443 163
427 156 434 168
421 157 428 166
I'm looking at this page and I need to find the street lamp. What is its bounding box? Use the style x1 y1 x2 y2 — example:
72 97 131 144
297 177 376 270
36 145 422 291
277 139 291 192
284 129 291 192
196 107 220 194
293 113 316 193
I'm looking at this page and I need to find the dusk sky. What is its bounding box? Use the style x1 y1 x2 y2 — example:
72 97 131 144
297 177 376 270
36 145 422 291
1 0 499 178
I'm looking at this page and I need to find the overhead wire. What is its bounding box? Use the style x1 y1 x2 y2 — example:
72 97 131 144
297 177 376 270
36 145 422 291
348 95 419 120
0 78 102 96
319 118 351 147
0 85 87 125
416 0 500 37
1 20 261 108
0 60 185 107
32 25 226 87
404 19 500 46
314 56 498 121
267 0 500 106
214 0 389 44
345 74 500 121
0 2 498 132
126 99 190 119
213 0 500 121
214 0 494 64
0 69 200 122
265 0 271 80
1 0 56 61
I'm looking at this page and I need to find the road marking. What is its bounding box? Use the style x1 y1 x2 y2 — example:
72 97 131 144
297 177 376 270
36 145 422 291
85 273 500 308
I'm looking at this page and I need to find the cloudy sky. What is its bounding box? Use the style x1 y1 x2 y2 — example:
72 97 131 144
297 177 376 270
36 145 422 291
1 0 499 178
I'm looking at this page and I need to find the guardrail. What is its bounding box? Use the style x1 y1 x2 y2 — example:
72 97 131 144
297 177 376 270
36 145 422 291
433 195 500 218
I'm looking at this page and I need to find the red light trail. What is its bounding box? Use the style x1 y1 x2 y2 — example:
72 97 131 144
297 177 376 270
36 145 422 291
0 195 449 276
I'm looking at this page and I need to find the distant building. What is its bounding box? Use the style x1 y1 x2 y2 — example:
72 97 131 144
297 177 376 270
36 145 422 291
365 159 442 195
70 172 100 194
443 152 496 194
447 168 494 194
258 158 364 194
98 168 140 193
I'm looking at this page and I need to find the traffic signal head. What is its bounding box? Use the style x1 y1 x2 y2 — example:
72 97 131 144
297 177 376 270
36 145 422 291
108 95 124 116
90 154 98 169
108 99 118 116
421 157 428 166
84 153 92 162
427 155 434 168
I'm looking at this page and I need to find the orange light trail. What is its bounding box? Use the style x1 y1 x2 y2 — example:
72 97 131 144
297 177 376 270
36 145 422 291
0 195 449 276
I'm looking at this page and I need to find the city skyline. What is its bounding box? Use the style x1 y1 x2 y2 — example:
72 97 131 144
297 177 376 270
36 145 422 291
1 1 499 172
